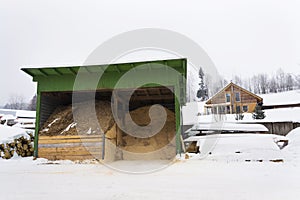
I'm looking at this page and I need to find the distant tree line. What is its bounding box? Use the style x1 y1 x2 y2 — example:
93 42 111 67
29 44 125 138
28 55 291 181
2 94 36 111
230 68 300 94
195 68 300 102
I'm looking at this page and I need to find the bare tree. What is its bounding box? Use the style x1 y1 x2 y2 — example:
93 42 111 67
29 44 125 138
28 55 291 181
242 78 250 92
269 77 278 93
4 94 28 110
232 75 242 86
251 75 260 94
258 73 269 94
296 74 300 89
28 94 37 111
205 74 212 97
286 73 294 91
276 68 285 92
223 79 228 87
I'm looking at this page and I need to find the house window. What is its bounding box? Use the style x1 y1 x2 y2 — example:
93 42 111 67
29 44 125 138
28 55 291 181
235 92 240 102
242 105 248 112
236 106 241 113
226 93 230 102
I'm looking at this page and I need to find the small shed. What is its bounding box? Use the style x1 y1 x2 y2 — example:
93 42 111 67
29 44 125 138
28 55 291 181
22 59 187 161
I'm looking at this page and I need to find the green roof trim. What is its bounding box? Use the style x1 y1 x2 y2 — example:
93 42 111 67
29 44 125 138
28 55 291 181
22 58 187 81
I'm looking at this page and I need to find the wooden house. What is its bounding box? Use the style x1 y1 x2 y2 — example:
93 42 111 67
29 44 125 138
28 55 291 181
204 82 263 114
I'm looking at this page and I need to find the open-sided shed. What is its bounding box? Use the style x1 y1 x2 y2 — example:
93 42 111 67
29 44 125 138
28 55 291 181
22 58 187 161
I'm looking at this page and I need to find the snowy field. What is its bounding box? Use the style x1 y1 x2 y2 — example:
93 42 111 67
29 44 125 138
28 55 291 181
1 126 300 199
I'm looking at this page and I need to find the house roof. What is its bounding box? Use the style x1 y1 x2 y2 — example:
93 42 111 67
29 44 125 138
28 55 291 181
205 82 263 105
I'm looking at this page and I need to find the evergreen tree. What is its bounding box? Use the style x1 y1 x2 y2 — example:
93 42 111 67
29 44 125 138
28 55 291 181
252 102 266 119
197 67 209 101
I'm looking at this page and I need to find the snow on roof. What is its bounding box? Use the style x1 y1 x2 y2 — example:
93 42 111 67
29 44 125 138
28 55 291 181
0 125 31 144
196 107 300 123
185 134 286 161
0 109 36 118
260 90 300 106
0 114 16 120
15 110 36 118
188 122 268 132
283 127 300 162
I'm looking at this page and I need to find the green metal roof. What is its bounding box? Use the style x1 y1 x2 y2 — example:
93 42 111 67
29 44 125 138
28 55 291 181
22 58 187 81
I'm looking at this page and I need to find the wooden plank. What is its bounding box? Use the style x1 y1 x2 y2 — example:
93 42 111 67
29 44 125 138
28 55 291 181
39 142 102 148
39 152 101 157
39 135 102 144
39 138 102 144
38 145 102 160
41 155 98 161
39 135 102 140
39 146 101 153
39 149 101 156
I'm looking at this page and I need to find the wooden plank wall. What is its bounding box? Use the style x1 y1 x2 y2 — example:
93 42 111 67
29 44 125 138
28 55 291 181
38 135 102 160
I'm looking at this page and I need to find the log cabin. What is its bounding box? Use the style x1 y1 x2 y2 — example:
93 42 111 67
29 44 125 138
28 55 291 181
204 82 263 114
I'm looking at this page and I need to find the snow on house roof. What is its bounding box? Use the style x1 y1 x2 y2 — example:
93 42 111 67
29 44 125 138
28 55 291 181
260 90 300 106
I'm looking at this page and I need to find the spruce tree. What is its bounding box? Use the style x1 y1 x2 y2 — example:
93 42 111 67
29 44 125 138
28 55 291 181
197 67 209 101
252 102 266 119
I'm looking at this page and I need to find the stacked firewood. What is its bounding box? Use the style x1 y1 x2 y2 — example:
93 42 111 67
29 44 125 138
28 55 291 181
0 133 34 159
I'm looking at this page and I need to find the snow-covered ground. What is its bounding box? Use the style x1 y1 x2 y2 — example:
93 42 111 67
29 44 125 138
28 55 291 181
0 128 300 199
1 91 300 199
1 156 300 200
260 89 300 106
183 106 300 124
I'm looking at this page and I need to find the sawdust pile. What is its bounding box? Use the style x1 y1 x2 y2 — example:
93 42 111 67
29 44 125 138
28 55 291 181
39 100 114 136
40 102 176 160
121 106 176 160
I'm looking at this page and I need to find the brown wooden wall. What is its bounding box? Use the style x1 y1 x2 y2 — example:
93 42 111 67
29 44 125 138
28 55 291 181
231 87 258 104
209 92 226 104
38 135 103 161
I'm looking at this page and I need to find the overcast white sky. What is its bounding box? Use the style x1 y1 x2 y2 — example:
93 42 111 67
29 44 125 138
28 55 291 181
0 0 300 106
